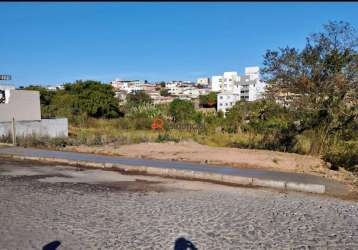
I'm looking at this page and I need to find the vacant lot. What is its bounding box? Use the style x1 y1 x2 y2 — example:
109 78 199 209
66 140 357 186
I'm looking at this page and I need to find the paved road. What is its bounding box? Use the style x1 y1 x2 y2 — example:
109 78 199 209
0 147 346 194
0 159 358 249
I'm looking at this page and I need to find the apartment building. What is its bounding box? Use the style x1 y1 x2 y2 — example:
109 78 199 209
211 76 224 91
211 72 240 92
222 72 240 92
215 66 266 113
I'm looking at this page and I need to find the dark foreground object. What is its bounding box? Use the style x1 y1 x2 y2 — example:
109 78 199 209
43 240 61 250
174 237 198 250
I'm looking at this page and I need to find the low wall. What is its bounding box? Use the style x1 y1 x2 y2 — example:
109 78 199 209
0 118 68 138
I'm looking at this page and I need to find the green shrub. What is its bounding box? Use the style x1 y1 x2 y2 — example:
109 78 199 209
156 133 179 143
0 133 12 144
169 99 196 123
15 135 49 148
323 141 358 172
48 137 69 148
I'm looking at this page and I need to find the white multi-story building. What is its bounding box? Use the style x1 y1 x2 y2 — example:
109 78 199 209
222 72 239 92
216 66 266 113
238 75 266 101
211 72 240 92
211 76 224 91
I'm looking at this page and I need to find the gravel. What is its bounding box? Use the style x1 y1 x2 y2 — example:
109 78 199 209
0 160 358 250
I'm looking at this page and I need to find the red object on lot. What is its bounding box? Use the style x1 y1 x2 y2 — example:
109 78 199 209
151 117 164 130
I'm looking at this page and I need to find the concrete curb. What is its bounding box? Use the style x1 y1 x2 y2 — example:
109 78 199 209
1 154 326 194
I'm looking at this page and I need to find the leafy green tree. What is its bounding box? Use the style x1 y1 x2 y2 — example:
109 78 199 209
126 90 153 107
26 81 120 119
23 85 56 118
207 92 218 106
199 95 208 107
225 100 299 151
24 85 55 106
199 92 217 108
169 99 196 122
62 80 120 118
262 21 358 154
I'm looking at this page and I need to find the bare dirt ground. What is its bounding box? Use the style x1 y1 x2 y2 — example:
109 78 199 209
1 159 358 249
65 140 357 188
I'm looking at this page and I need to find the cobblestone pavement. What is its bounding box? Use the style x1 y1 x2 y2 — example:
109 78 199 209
0 159 358 250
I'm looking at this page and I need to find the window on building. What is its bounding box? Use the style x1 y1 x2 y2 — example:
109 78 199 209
0 90 5 104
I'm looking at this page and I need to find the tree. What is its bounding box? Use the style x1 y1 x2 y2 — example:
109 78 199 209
160 89 170 97
26 81 121 119
24 85 55 106
24 85 57 118
126 90 153 107
169 99 196 122
62 80 120 118
261 21 358 153
199 92 217 108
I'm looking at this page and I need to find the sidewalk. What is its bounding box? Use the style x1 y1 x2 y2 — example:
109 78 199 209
0 146 348 195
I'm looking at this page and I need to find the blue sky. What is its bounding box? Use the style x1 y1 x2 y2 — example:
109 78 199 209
1 2 358 86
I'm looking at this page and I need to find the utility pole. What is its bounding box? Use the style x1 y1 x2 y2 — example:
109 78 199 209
12 117 16 146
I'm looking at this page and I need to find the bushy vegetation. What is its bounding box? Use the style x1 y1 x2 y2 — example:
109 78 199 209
199 92 217 108
260 21 358 172
25 80 121 120
126 90 153 107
